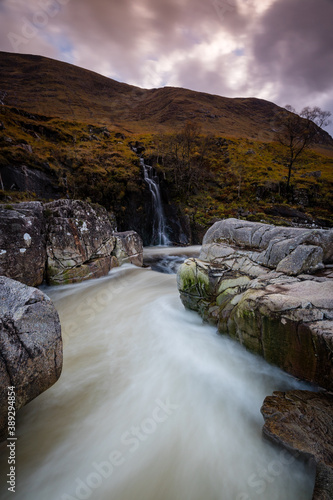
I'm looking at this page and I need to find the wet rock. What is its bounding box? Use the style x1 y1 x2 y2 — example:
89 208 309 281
45 199 117 285
261 390 333 499
129 140 145 154
113 231 143 267
0 276 62 441
177 219 333 390
0 202 46 286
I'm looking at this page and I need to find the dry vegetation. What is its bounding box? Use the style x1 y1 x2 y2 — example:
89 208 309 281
0 51 333 233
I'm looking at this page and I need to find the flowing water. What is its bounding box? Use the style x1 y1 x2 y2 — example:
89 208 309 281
141 159 170 246
0 247 315 500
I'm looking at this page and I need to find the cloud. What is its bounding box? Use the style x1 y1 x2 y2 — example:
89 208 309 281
252 0 333 92
250 0 333 133
0 0 332 135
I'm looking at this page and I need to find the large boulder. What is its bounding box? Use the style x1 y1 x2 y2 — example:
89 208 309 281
0 199 144 287
0 202 46 286
202 218 333 275
177 219 333 390
261 390 333 500
44 200 118 285
0 277 62 441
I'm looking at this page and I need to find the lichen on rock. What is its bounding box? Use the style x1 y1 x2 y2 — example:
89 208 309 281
0 199 144 287
0 276 62 441
0 202 46 287
177 218 333 390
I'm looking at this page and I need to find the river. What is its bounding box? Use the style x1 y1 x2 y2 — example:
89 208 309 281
0 247 315 500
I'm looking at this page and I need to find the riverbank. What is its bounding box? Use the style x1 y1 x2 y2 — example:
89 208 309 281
0 250 315 499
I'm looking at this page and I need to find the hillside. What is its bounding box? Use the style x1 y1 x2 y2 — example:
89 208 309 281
0 51 333 242
1 51 332 148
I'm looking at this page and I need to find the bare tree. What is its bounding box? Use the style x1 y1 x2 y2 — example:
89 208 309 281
275 105 331 192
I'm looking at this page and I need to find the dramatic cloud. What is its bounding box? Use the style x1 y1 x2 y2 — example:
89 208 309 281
0 0 332 134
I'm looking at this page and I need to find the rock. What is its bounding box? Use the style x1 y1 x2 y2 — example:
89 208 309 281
115 132 125 140
202 218 333 268
0 202 46 286
177 219 333 390
0 199 144 287
129 140 145 154
276 245 324 275
265 204 313 224
113 231 143 267
261 390 333 499
19 143 33 154
1 164 61 199
0 276 62 441
45 199 117 285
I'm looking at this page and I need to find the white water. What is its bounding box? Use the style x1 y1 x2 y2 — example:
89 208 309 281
0 248 315 500
141 159 170 246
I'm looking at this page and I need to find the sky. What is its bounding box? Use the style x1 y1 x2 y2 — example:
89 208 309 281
0 0 332 135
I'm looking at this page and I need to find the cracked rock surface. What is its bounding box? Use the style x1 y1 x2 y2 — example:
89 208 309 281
261 390 333 500
0 202 46 286
0 199 144 286
0 276 62 441
178 218 333 498
45 199 117 285
177 219 333 390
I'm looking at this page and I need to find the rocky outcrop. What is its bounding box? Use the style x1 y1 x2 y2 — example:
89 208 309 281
261 390 333 499
0 199 143 287
45 199 118 285
0 202 46 286
1 164 61 200
201 218 333 274
177 219 333 390
113 231 143 267
0 276 62 441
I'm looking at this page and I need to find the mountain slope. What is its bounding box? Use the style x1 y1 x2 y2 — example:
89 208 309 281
1 51 333 237
2 50 329 145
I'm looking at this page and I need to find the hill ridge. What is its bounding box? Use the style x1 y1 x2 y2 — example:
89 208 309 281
0 51 291 140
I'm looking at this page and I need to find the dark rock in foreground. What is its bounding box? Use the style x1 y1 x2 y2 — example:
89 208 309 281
261 390 333 500
0 276 62 441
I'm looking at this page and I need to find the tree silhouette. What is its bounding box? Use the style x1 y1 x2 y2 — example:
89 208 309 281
275 105 331 192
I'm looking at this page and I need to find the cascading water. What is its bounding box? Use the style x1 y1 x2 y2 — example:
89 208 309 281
141 158 170 246
0 247 315 500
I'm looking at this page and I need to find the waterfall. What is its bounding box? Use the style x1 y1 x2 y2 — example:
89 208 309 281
141 158 170 246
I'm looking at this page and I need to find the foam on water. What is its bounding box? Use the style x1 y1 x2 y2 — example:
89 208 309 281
0 250 315 499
